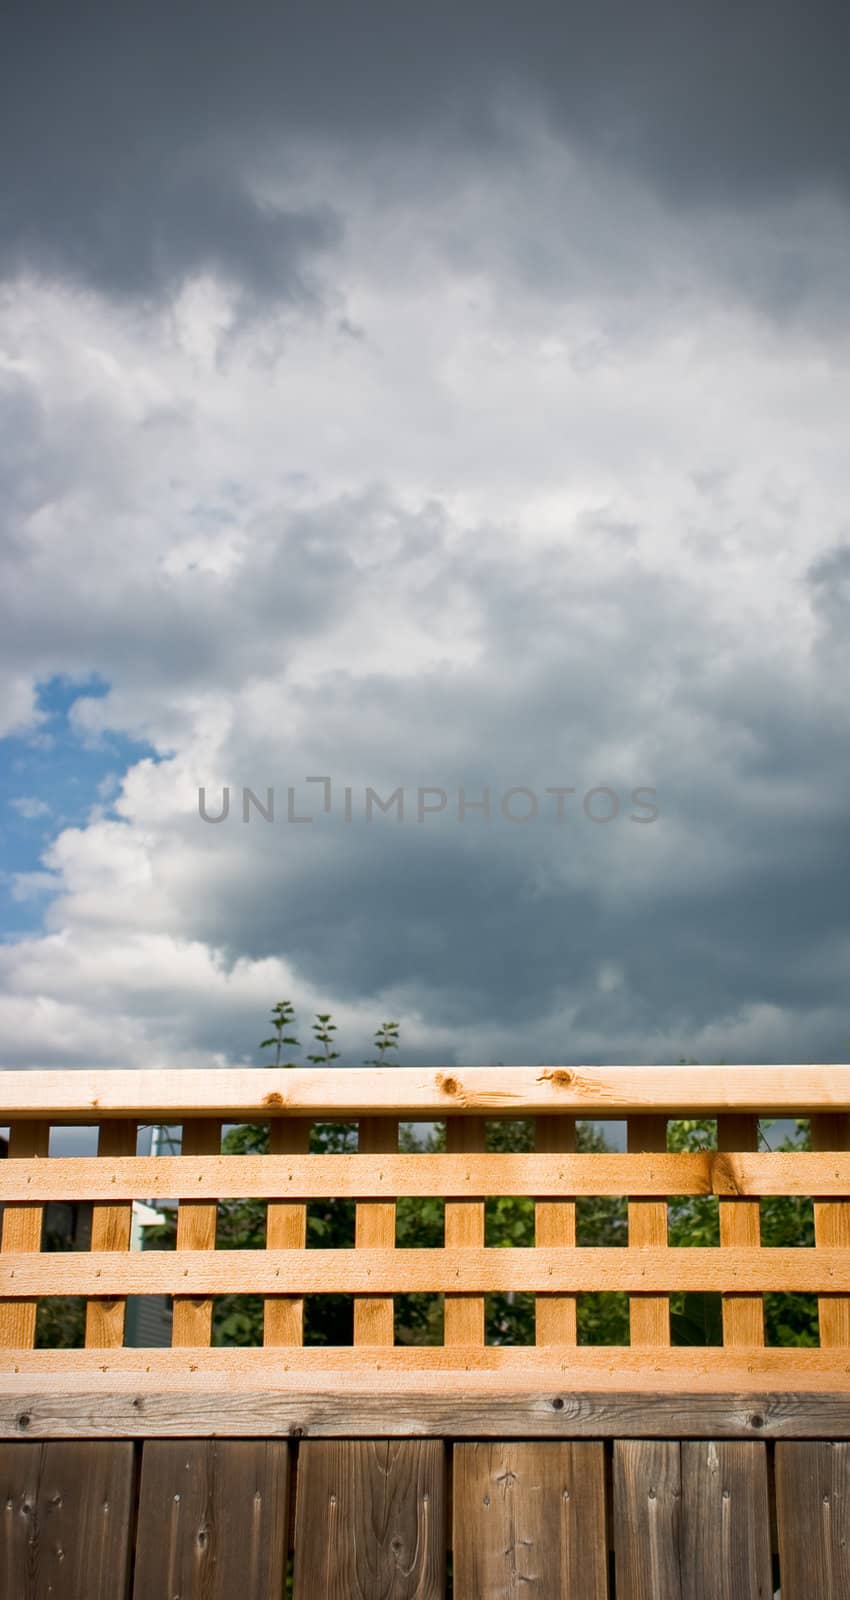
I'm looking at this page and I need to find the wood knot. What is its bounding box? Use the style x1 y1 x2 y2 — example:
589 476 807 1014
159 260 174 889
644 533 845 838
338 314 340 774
436 1074 459 1096
548 1069 575 1089
263 1092 284 1107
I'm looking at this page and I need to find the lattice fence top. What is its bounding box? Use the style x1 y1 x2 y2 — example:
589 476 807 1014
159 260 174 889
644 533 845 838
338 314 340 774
1 1066 849 1436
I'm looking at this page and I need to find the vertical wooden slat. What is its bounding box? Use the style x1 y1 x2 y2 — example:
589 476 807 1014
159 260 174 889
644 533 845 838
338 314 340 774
85 1119 137 1349
171 1119 220 1348
0 1121 50 1350
811 1113 850 1348
264 1118 310 1347
453 1440 608 1599
133 1440 289 1599
354 1117 398 1346
0 1440 135 1599
534 1115 577 1346
680 1442 772 1599
775 1442 850 1599
444 1117 487 1347
717 1115 764 1348
614 1439 682 1600
293 1440 445 1599
627 1116 670 1346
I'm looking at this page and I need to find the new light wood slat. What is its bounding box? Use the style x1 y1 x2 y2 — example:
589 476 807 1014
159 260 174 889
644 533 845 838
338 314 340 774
718 1115 764 1348
84 1119 137 1350
264 1119 310 1347
171 1119 220 1348
4 1344 850 1386
4 1064 850 1119
444 1117 486 1346
811 1112 850 1347
5 1245 849 1298
354 1117 398 1346
2 1148 849 1203
0 1121 50 1350
628 1115 670 1346
534 1114 577 1345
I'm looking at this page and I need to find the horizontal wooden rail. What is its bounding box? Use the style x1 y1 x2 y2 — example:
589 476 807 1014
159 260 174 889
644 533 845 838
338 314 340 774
1 1245 848 1296
4 1149 850 1201
2 1064 850 1118
4 1345 850 1387
1 1066 849 1438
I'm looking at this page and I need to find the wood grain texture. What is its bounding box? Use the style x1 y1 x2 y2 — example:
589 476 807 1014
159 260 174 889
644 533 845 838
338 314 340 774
7 1148 850 1202
4 1244 848 1297
171 1119 220 1348
293 1439 445 1599
85 1119 137 1350
354 1118 398 1346
718 1115 764 1348
0 1439 134 1598
452 1441 608 1599
3 1344 850 1387
812 1113 850 1347
628 1117 670 1347
3 1064 850 1120
614 1439 682 1600
0 1122 50 1351
444 1118 486 1346
534 1116 577 1346
775 1441 850 1599
680 1442 772 1600
132 1439 289 1599
264 1119 309 1347
2 1390 850 1439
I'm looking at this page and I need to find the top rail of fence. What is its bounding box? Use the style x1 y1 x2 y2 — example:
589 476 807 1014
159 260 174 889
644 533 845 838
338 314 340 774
1 1064 849 1120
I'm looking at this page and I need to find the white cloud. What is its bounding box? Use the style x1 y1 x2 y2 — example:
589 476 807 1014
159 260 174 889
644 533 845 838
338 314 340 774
2 120 850 1067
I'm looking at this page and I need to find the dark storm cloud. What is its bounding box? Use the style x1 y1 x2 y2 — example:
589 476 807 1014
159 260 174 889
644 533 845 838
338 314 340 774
3 1 850 300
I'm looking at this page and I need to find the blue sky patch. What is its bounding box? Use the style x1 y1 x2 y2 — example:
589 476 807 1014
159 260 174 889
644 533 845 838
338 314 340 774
0 675 159 938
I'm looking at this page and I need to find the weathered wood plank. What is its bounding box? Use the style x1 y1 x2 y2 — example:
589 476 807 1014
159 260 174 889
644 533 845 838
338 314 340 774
293 1439 445 1598
535 1116 577 1346
3 1148 849 1202
2 1344 849 1386
775 1441 850 1598
0 1123 50 1350
452 1440 608 1598
2 1065 849 1120
171 1119 220 1348
614 1439 682 1600
264 1119 309 1346
444 1118 486 1346
1 1389 849 1439
680 1441 772 1599
718 1115 764 1348
132 1439 289 1599
628 1116 670 1347
85 1120 137 1350
0 1439 134 1598
4 1244 846 1297
812 1113 850 1347
354 1118 398 1347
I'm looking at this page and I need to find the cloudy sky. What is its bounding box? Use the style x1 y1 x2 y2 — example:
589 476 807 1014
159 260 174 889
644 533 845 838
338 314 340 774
1 2 849 1072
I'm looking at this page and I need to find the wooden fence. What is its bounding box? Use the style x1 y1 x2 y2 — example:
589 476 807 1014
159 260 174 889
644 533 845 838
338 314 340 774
0 1065 849 1596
